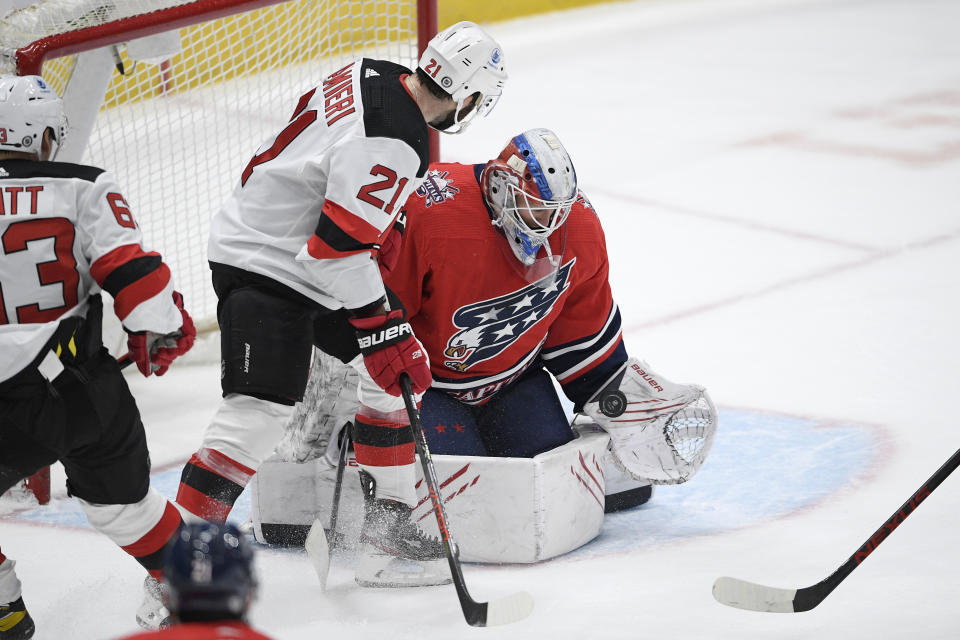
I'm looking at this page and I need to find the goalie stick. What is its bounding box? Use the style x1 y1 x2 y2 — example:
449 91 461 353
304 424 352 591
399 374 535 627
713 446 960 613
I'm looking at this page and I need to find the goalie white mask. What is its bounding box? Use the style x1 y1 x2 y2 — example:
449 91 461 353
481 128 578 267
418 21 507 134
0 75 68 159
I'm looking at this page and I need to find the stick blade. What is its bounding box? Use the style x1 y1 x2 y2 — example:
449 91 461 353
483 591 535 626
712 576 797 613
304 518 330 591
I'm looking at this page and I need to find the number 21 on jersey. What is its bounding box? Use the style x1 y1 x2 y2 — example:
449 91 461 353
357 165 408 215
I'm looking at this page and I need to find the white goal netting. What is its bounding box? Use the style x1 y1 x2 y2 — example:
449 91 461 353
1 0 426 331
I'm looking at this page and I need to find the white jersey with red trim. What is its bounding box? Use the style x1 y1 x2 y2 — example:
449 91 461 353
207 58 430 311
0 159 181 382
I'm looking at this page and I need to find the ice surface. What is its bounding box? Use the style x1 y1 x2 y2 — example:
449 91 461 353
3 0 960 637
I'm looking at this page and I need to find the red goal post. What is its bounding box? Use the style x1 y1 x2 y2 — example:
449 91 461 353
0 0 438 506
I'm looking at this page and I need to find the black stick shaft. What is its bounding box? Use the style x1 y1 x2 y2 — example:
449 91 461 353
795 446 960 611
327 423 352 546
400 374 488 627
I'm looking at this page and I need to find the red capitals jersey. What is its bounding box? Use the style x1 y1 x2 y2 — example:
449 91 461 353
383 163 626 406
117 620 272 640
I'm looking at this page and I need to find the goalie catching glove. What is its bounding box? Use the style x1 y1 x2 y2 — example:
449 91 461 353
583 357 717 485
349 308 431 397
126 291 197 377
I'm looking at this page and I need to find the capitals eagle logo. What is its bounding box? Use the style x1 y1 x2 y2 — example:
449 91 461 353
442 259 575 372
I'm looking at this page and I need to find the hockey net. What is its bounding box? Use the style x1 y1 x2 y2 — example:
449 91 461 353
0 0 436 504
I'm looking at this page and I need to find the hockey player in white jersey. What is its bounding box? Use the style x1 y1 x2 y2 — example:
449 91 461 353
0 75 196 638
174 21 508 589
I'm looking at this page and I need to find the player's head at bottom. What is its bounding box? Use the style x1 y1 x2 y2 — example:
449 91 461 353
481 128 579 268
162 522 258 624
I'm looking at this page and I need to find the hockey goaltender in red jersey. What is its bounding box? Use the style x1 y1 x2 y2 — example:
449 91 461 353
117 523 272 640
171 19 508 596
0 75 195 639
255 128 718 565
383 127 719 532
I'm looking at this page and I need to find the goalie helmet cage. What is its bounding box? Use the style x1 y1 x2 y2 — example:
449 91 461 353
0 0 438 505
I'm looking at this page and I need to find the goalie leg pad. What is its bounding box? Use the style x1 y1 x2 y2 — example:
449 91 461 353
573 423 655 512
251 429 612 562
276 348 359 465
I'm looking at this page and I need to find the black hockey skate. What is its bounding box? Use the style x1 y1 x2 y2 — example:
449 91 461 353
135 576 171 630
0 597 34 639
354 470 451 588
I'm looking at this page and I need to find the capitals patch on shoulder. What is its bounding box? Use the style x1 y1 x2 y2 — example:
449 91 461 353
415 169 460 207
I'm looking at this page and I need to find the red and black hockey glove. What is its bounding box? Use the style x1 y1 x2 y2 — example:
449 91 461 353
349 308 431 396
127 291 197 377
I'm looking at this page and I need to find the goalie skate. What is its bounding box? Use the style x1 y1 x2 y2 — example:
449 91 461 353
354 471 451 588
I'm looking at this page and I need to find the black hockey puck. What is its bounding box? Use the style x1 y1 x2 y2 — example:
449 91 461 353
599 389 627 417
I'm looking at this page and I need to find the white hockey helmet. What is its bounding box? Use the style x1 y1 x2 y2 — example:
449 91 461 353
481 128 578 266
0 75 68 159
418 21 507 134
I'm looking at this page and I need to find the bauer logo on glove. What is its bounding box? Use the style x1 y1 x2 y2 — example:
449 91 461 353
356 321 413 351
632 362 665 393
349 308 432 396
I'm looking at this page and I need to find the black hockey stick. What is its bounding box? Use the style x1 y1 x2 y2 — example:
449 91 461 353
304 423 352 591
399 374 534 627
327 423 352 547
713 446 960 612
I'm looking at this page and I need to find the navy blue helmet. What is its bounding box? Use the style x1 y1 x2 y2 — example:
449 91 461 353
163 522 257 621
